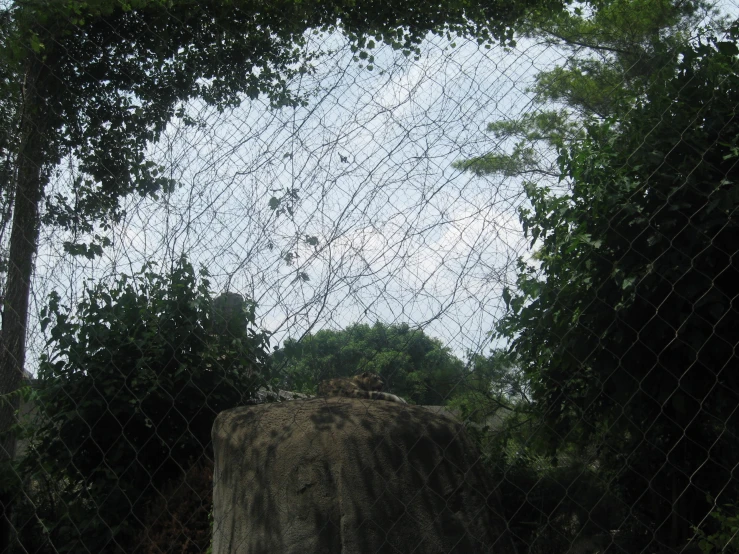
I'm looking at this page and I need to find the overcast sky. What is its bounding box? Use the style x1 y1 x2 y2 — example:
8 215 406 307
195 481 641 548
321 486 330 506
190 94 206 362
20 0 738 375
29 31 570 370
22 0 738 379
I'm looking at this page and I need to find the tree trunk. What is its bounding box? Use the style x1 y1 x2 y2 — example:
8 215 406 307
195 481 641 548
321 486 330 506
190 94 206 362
0 55 48 553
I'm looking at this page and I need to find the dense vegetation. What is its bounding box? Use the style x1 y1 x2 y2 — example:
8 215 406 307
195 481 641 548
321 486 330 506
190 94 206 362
273 322 470 404
0 0 558 546
1 0 737 551
461 13 739 554
14 258 269 552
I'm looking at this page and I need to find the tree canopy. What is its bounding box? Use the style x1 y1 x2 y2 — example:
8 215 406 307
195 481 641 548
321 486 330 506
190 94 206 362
453 0 724 180
495 20 739 551
1 0 556 245
273 322 469 405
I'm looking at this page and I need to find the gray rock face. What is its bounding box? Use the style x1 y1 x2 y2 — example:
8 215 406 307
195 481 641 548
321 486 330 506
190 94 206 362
212 398 514 554
211 292 247 339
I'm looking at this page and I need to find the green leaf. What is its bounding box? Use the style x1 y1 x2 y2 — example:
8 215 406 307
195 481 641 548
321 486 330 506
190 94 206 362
502 287 512 310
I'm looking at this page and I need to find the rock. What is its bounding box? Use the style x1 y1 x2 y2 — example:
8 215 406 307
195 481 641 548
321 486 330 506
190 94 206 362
211 292 248 339
245 387 312 404
212 397 514 554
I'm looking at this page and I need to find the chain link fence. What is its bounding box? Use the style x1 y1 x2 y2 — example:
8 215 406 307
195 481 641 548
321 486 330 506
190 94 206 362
1 0 738 552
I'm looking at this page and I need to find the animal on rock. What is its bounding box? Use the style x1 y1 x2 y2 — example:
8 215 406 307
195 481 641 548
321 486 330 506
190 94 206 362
318 371 407 403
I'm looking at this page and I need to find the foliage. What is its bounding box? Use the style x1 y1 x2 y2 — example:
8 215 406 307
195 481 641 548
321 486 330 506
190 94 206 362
446 349 529 423
523 0 714 109
496 22 739 550
131 459 214 554
452 109 584 178
0 0 557 256
694 501 739 554
273 322 468 405
18 257 269 552
495 453 620 553
453 368 624 554
443 349 621 552
454 0 724 180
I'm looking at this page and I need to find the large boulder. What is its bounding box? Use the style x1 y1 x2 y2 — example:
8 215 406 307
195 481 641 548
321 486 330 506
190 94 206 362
212 398 514 554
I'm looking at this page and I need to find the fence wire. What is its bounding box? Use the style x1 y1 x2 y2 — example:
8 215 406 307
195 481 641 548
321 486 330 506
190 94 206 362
1 0 738 552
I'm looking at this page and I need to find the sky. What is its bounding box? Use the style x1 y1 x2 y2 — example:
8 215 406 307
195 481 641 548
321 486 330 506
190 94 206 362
28 30 566 370
17 0 737 375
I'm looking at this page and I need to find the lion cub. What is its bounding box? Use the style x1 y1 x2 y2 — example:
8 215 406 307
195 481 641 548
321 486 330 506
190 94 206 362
318 372 407 404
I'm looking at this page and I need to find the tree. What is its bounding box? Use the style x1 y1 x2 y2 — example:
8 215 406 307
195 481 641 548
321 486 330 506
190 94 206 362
0 0 563 542
453 0 725 180
273 322 468 405
16 256 268 552
0 10 20 274
446 350 624 553
496 23 739 551
447 349 529 419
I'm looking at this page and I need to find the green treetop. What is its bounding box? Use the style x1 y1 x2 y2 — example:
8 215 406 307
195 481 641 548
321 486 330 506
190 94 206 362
273 322 468 405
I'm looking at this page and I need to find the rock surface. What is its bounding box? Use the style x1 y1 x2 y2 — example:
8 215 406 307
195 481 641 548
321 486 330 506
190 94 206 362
212 397 514 554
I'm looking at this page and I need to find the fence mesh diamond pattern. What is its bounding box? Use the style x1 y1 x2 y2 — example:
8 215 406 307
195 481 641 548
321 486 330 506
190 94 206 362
1 0 738 552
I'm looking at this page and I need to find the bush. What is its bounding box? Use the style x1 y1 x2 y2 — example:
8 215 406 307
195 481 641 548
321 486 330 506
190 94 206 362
132 458 214 554
17 257 270 552
695 501 739 554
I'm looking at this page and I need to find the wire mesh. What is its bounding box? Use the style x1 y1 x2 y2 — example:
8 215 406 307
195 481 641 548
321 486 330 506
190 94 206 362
1 0 738 552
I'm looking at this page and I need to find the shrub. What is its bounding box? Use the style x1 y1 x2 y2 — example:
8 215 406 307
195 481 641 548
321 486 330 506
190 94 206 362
17 257 269 552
